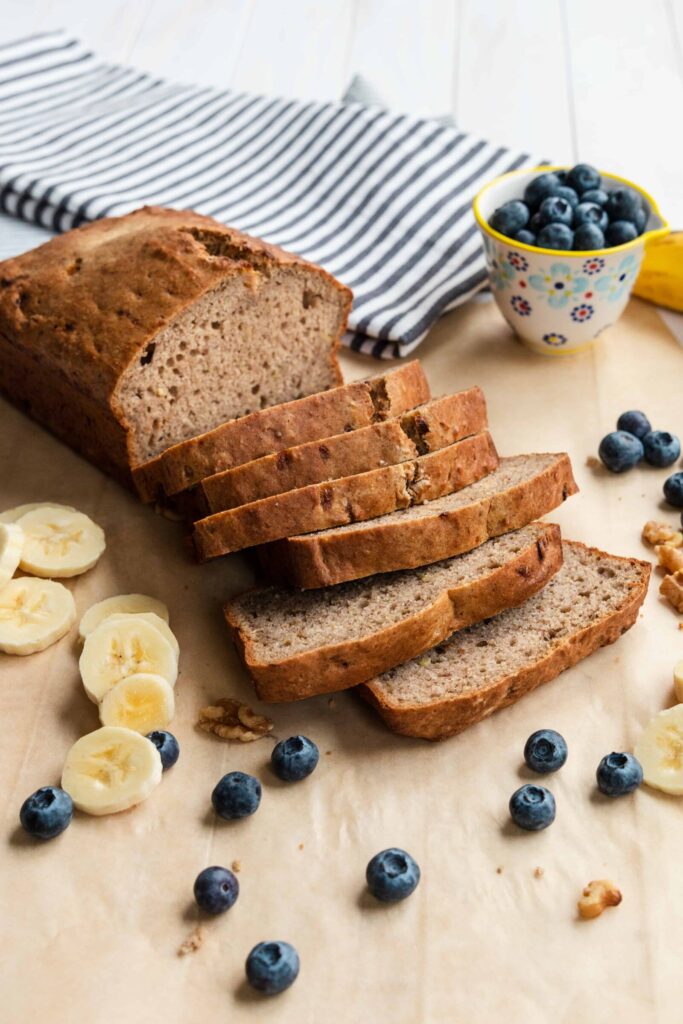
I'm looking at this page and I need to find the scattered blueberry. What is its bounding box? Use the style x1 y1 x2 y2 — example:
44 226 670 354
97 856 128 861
271 736 320 782
642 430 681 468
246 941 300 995
193 865 239 914
537 195 574 228
212 771 262 819
536 223 574 250
605 187 643 225
366 848 421 901
574 201 609 232
574 223 605 250
146 730 180 771
605 220 638 246
596 752 643 796
556 185 579 208
598 430 644 473
664 472 683 508
19 786 73 840
523 172 561 210
489 200 530 237
616 410 651 439
567 163 601 194
509 784 556 831
581 188 609 207
524 730 568 774
514 229 536 246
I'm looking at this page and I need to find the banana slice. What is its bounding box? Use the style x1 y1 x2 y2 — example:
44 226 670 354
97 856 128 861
674 661 683 703
634 705 683 795
17 507 105 578
0 523 24 589
0 577 76 655
79 594 170 641
61 726 162 815
80 616 177 703
99 673 175 733
0 502 76 524
102 613 179 660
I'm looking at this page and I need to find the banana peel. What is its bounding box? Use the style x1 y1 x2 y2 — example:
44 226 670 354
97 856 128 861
633 231 683 312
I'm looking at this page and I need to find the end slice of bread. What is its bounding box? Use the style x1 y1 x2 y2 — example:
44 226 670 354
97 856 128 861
361 541 650 740
226 522 563 701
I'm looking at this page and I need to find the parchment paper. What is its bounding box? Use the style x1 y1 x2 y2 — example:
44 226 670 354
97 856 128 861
1 299 681 1024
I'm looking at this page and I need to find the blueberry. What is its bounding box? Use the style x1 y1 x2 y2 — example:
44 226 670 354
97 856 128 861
537 195 574 227
643 430 681 467
489 200 530 239
567 163 601 194
598 430 644 473
211 771 261 819
596 752 643 796
514 229 536 246
271 735 319 782
19 786 73 840
664 472 683 508
574 223 605 250
581 188 609 207
574 202 609 232
556 185 580 208
605 220 638 246
246 941 300 995
529 212 544 234
606 188 643 225
146 730 179 771
193 865 239 914
366 848 421 901
616 410 651 439
509 784 556 831
634 206 648 233
524 730 568 773
536 223 574 250
554 169 569 185
523 172 561 210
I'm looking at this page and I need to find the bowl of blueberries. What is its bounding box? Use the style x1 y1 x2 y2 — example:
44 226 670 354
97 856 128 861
473 163 668 355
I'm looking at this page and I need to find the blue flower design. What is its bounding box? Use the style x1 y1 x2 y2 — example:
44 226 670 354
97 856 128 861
570 303 594 323
582 256 606 276
489 255 515 290
528 262 589 308
542 332 568 347
595 254 639 301
511 295 532 316
507 251 529 272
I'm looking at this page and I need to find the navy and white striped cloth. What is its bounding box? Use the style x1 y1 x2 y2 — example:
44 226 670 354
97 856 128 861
0 31 540 358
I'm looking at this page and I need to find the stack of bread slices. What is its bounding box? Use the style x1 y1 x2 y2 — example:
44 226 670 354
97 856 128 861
135 360 650 741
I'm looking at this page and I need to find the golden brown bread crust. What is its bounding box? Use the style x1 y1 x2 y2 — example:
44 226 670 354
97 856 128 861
360 543 651 740
258 453 578 589
0 206 350 484
226 523 563 702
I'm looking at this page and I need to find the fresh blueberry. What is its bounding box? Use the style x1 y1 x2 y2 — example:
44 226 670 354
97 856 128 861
643 430 681 468
524 729 568 774
523 172 561 210
514 229 537 246
529 212 544 234
554 169 569 185
574 201 609 232
574 223 605 250
616 410 651 439
146 730 179 771
567 163 601 194
271 735 320 782
246 941 300 995
596 752 643 796
193 865 239 914
537 195 574 228
634 206 648 233
536 223 574 250
212 771 261 819
509 784 556 831
664 472 683 508
19 786 73 840
598 430 644 473
556 185 580 208
581 188 609 207
366 848 421 901
605 220 638 246
605 188 644 225
489 200 530 239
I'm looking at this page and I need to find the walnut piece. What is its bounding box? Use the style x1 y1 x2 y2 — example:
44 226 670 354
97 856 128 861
178 925 205 956
661 572 683 613
643 521 683 547
578 879 622 919
656 544 683 574
197 698 273 742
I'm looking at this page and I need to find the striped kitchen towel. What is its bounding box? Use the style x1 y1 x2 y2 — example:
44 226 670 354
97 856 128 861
0 31 541 358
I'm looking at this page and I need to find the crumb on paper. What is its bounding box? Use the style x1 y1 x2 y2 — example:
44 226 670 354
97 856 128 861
578 879 622 920
298 842 304 851
643 521 683 547
328 697 336 709
231 859 241 873
153 501 185 523
325 750 332 756
534 867 544 879
496 866 504 875
196 698 273 742
586 455 601 470
178 925 205 956
661 571 683 613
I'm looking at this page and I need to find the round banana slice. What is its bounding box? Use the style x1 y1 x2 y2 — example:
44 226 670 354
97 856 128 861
61 726 162 815
634 705 683 795
80 616 177 703
0 502 76 524
674 660 683 703
17 507 105 578
102 613 179 660
0 522 24 589
0 577 76 655
79 594 170 641
99 673 175 733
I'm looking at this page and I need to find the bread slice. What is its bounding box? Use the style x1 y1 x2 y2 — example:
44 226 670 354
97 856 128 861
134 361 430 501
361 541 650 740
226 522 563 701
193 430 499 560
196 388 487 514
258 453 578 589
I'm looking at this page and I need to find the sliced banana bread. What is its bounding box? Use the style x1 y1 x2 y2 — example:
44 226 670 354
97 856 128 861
258 453 578 589
134 361 429 501
226 522 562 701
193 430 498 560
361 541 650 740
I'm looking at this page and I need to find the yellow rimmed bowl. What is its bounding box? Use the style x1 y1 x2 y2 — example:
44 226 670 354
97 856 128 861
473 166 669 355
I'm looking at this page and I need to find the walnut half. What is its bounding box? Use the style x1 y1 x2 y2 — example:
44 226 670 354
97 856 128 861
656 544 683 574
661 571 683 613
643 520 683 547
197 698 273 742
578 879 622 919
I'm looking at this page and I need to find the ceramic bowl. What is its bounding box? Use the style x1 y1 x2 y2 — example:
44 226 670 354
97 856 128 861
473 166 669 355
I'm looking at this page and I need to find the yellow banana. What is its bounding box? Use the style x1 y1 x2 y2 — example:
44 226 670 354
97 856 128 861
633 231 683 313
